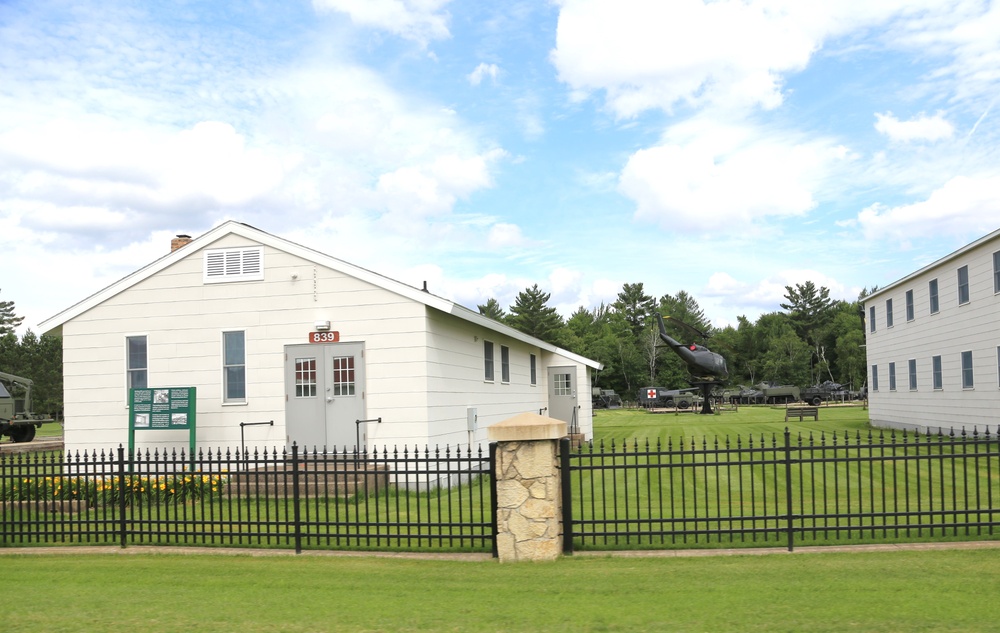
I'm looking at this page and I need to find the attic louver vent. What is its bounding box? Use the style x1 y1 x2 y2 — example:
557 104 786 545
204 247 264 283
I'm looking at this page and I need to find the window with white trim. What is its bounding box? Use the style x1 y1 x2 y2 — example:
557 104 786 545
871 364 878 391
908 359 917 391
223 331 246 402
204 247 264 283
500 345 510 383
905 290 914 322
962 350 974 389
994 252 1000 294
888 362 896 391
932 355 943 390
929 279 939 314
484 341 494 382
869 306 876 333
529 354 537 386
126 335 147 393
886 299 893 328
958 265 970 305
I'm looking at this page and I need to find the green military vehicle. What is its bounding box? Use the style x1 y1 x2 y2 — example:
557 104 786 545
0 371 55 443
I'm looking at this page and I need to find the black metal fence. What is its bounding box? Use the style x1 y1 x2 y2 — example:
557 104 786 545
560 428 1000 552
1 443 497 554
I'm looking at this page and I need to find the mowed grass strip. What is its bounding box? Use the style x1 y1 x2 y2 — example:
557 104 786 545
5 549 1000 632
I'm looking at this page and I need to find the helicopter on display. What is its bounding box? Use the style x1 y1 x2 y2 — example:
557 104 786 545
656 313 729 414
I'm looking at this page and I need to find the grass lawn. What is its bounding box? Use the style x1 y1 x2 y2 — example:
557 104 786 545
591 404 873 445
5 548 1000 632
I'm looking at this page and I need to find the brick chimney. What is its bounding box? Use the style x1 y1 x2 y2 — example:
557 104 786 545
171 234 192 251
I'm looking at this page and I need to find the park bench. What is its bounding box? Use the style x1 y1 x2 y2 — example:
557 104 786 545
785 406 819 421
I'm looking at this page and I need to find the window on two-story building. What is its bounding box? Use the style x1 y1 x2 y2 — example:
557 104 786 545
929 279 939 314
905 290 914 322
932 355 943 390
888 362 896 391
871 365 879 391
530 354 537 386
958 265 970 305
994 251 1000 294
961 351 974 389
869 306 876 333
886 299 894 328
908 359 917 391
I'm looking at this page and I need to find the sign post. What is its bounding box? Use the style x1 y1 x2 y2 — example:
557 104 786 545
129 387 197 466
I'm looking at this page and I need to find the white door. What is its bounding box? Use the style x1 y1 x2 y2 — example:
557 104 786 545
547 366 578 433
285 342 366 450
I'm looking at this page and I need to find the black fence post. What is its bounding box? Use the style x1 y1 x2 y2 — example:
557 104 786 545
560 437 574 555
117 444 128 549
783 428 794 552
489 442 498 558
291 442 302 554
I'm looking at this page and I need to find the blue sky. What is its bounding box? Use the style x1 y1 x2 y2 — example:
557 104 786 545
2 0 1000 335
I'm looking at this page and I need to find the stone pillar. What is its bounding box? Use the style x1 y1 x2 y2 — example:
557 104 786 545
487 412 566 562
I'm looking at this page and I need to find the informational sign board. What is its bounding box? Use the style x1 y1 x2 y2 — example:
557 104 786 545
129 387 196 459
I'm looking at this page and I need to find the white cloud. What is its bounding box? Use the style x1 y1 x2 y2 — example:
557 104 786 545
313 0 452 44
618 121 839 231
487 223 526 248
874 112 954 142
468 62 499 86
856 174 1000 243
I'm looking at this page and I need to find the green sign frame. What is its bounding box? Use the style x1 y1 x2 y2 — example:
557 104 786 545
129 387 197 459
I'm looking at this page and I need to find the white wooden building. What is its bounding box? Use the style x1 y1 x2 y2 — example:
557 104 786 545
39 221 602 454
863 228 1000 435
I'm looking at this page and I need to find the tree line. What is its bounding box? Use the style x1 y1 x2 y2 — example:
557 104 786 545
482 281 871 402
0 289 62 417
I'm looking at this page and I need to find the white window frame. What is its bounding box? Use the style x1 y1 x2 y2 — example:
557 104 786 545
500 345 510 384
888 362 896 391
994 251 1000 294
961 350 974 389
905 290 914 322
529 354 537 386
929 278 939 314
871 364 878 392
484 340 495 382
126 335 148 399
958 265 970 305
869 306 876 333
204 247 264 283
885 299 894 328
908 359 917 391
223 330 247 404
932 355 943 390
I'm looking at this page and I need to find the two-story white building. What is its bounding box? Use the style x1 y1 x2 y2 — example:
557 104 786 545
864 228 1000 435
39 221 601 454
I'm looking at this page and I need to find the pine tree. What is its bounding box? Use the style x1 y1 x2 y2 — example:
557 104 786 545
0 289 24 335
508 284 564 344
477 298 508 322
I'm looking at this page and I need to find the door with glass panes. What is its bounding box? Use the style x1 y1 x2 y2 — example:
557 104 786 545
284 342 366 450
547 366 578 431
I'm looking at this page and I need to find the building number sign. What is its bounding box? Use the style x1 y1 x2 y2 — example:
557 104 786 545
309 331 340 343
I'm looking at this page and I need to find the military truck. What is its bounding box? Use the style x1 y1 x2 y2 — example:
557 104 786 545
0 371 55 443
639 387 699 409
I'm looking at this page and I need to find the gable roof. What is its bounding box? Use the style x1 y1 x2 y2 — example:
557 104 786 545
863 227 1000 304
39 220 602 369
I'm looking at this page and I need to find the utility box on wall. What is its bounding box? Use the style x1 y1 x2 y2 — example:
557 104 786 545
467 407 477 433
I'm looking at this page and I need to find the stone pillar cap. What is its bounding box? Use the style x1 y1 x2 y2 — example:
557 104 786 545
487 412 567 442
